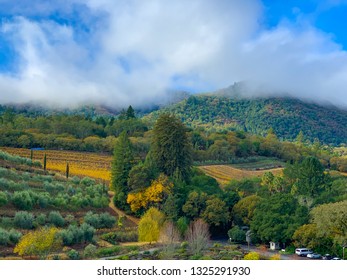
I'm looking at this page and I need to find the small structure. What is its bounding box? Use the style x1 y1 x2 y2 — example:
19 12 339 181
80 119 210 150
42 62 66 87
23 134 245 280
269 241 280 250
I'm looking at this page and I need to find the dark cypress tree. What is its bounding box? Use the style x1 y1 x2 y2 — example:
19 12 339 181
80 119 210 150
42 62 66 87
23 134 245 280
150 114 192 182
111 131 134 209
126 105 136 119
66 162 69 179
43 154 47 171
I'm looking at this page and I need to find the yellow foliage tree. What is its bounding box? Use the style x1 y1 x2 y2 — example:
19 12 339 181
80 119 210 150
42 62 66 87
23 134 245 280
14 227 61 257
127 174 173 212
138 207 165 243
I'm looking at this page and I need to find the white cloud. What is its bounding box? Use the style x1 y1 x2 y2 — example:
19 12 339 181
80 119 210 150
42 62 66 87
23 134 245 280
0 0 347 108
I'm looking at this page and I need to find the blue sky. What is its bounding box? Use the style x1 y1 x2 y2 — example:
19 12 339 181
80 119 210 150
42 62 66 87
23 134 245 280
0 0 347 108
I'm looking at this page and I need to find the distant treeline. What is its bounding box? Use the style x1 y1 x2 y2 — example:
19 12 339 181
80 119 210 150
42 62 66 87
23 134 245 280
145 95 347 146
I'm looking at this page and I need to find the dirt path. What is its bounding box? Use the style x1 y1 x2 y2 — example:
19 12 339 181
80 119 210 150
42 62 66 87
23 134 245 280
108 191 140 225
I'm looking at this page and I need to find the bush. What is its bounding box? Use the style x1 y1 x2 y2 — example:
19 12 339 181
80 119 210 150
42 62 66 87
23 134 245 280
0 228 9 245
67 249 80 260
0 191 8 207
14 211 34 229
65 214 75 225
84 212 116 229
37 193 51 208
100 230 138 244
243 252 260 260
96 246 121 257
84 244 97 258
48 211 65 227
80 177 95 187
35 214 47 226
99 213 116 228
12 191 34 210
9 229 22 245
59 223 95 246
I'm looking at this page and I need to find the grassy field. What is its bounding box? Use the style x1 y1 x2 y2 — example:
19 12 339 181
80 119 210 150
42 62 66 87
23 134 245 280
0 147 112 182
230 158 284 170
198 165 283 185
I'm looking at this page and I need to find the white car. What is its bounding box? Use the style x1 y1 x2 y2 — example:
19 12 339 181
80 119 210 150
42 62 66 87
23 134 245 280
295 248 313 257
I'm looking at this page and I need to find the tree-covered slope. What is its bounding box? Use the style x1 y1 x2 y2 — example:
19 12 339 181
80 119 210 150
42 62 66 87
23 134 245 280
145 95 347 145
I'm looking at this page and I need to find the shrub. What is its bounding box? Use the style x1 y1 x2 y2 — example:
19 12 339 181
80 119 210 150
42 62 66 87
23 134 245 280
14 211 34 229
0 191 8 207
67 249 80 260
35 214 47 226
9 229 22 245
48 211 65 227
59 223 95 246
84 244 97 258
84 212 116 229
0 228 10 245
65 214 75 225
243 252 260 260
12 191 34 210
96 246 121 257
80 177 95 187
99 213 116 228
37 193 50 208
100 230 138 244
14 227 61 257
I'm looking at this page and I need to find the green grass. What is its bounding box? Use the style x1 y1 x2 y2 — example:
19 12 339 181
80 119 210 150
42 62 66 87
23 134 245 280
231 158 284 170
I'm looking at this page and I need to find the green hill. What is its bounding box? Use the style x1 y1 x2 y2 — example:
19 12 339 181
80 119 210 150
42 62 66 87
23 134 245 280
145 95 347 145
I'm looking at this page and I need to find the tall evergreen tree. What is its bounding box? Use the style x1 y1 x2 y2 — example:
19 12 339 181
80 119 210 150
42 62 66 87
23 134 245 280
150 114 192 182
126 105 136 119
66 162 69 179
111 131 134 209
43 154 47 171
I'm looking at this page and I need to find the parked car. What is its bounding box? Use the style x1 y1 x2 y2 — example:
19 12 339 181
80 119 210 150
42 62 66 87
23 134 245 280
322 254 333 260
332 257 341 260
295 248 313 257
307 253 321 259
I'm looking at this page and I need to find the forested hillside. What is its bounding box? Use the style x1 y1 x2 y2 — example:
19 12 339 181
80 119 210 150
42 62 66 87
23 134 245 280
145 95 347 145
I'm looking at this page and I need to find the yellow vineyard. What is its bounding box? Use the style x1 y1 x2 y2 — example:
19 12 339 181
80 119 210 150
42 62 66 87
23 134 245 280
198 165 283 185
1 147 112 182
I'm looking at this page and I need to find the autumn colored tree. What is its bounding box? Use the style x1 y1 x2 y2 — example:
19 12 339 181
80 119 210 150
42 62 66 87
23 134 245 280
14 227 62 258
127 174 173 212
150 114 192 182
111 131 134 209
138 207 165 243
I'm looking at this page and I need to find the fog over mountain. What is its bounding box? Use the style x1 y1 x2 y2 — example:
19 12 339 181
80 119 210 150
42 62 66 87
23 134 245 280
0 0 347 108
